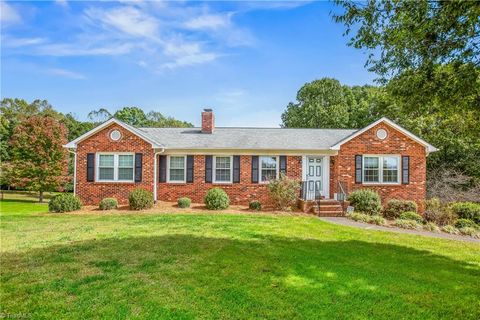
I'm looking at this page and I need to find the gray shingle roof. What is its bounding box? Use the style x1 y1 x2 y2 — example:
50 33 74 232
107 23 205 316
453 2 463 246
138 127 358 150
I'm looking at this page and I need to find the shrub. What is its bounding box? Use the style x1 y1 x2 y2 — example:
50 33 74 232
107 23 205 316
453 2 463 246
177 197 191 208
346 212 372 223
459 227 479 237
370 215 386 226
394 219 421 230
383 199 418 219
423 222 440 233
99 198 118 210
249 200 262 211
455 218 477 229
49 193 82 213
267 174 300 211
204 188 230 210
449 202 480 224
128 188 154 210
399 211 423 223
424 198 457 226
442 225 459 235
347 189 381 215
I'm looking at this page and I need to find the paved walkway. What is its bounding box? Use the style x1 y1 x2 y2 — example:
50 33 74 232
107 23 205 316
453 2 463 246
319 217 480 243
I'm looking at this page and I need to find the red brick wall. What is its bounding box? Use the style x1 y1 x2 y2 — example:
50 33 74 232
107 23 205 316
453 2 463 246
76 123 155 205
158 155 302 205
330 122 427 211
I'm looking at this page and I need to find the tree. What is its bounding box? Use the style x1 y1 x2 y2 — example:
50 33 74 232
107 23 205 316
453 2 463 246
146 111 193 128
113 107 148 126
281 78 380 129
333 0 480 79
9 116 69 202
87 108 112 123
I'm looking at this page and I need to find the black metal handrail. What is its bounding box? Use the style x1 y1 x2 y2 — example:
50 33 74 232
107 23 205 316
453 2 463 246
337 181 348 213
299 181 323 201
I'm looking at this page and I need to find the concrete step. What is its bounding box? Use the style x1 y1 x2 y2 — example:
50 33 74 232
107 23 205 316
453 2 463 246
318 205 343 211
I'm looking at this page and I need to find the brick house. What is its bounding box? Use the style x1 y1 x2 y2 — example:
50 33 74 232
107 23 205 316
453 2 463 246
64 109 437 213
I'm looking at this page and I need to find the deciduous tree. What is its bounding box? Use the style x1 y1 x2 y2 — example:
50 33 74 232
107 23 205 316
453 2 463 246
10 116 69 202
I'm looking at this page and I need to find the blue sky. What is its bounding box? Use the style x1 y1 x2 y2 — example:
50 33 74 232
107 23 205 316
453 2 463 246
1 0 374 127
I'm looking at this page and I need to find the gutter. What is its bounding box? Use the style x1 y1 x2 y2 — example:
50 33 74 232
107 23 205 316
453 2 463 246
67 149 77 196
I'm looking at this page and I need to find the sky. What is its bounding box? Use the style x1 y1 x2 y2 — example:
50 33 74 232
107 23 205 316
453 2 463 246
1 0 374 127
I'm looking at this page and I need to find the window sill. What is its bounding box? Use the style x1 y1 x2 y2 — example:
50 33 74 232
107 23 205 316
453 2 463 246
361 183 401 186
93 181 136 184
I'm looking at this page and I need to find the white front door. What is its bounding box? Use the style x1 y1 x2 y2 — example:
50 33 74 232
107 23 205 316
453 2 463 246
305 156 323 200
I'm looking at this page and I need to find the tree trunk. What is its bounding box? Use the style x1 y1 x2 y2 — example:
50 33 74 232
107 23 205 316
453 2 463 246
39 191 44 203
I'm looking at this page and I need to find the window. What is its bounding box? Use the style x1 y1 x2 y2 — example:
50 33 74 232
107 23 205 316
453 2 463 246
168 156 186 182
97 153 134 182
260 156 278 182
214 156 232 183
363 155 400 184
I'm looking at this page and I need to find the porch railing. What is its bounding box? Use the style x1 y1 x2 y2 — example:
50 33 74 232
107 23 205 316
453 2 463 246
299 181 323 201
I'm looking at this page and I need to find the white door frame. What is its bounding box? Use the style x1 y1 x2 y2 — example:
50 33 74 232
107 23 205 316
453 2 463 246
302 155 330 199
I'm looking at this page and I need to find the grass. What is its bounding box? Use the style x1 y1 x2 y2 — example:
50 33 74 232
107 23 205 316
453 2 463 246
1 193 479 319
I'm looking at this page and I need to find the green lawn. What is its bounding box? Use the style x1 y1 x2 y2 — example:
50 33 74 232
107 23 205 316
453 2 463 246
1 196 479 319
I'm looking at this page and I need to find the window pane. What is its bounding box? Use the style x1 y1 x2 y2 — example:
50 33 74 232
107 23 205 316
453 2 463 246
215 157 231 182
118 168 133 180
99 168 114 180
169 156 185 181
383 157 399 183
170 169 185 181
170 156 185 169
99 155 114 167
119 155 133 167
364 157 379 182
260 156 277 182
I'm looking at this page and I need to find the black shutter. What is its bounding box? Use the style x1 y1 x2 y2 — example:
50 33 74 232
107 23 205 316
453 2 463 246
134 153 142 182
205 155 213 183
186 155 194 183
355 155 362 184
233 156 240 183
279 156 287 175
87 153 95 182
159 155 167 183
251 156 259 183
402 156 410 184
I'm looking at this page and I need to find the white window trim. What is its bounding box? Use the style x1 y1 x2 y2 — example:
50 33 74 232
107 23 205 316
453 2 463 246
259 156 279 184
362 154 401 185
96 152 135 183
213 155 233 184
167 155 187 183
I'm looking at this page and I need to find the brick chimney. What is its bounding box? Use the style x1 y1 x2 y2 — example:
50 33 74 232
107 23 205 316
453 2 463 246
201 108 214 134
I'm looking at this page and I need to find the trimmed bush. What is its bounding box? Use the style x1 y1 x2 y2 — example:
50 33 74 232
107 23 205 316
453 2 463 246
455 218 477 229
267 174 300 211
99 198 118 210
370 215 387 226
424 198 457 226
347 189 381 215
49 193 82 213
128 188 154 210
423 222 440 233
399 211 423 223
383 199 417 219
177 197 191 208
459 227 479 237
449 202 480 224
394 219 421 230
204 188 230 210
347 212 372 223
249 200 262 211
442 225 459 235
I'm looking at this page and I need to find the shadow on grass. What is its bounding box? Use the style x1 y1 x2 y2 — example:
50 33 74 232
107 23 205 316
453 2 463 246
1 235 479 319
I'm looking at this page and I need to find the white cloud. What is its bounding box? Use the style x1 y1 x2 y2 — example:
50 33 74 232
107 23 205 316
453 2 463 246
35 42 134 56
3 36 47 47
84 6 160 39
44 68 86 80
184 13 232 30
0 1 22 25
55 0 68 8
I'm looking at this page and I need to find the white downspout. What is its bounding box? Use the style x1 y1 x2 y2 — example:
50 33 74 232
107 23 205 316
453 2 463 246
153 149 165 202
68 149 77 196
